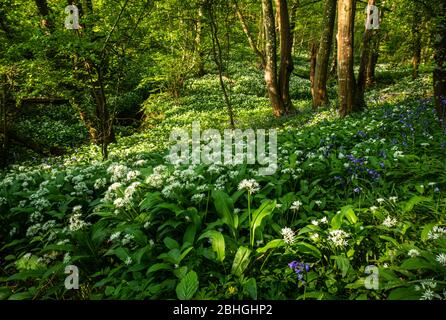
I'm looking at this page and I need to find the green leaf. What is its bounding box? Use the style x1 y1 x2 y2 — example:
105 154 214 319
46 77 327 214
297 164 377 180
331 211 344 229
295 242 322 259
256 239 285 253
250 200 276 246
176 271 199 300
331 255 351 277
342 205 358 224
198 230 225 262
400 258 435 270
231 246 251 277
183 224 197 246
8 292 33 300
421 223 436 242
147 263 172 274
212 190 236 237
164 237 180 250
379 235 399 247
243 278 257 300
388 287 420 300
178 247 194 264
0 287 12 300
404 196 430 212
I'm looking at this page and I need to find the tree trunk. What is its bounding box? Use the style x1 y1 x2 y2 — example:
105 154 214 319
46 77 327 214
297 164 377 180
330 37 338 77
412 13 422 80
262 0 284 116
276 0 295 114
433 3 446 126
312 0 337 109
235 3 266 68
337 0 356 117
356 0 377 110
289 0 300 56
208 0 235 128
310 42 318 99
195 4 206 76
0 12 13 40
34 0 53 30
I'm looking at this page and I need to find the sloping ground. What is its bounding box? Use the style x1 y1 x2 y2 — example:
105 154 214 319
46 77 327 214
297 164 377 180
0 65 445 300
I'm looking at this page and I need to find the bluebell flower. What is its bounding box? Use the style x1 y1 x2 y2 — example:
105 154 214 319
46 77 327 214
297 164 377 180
288 261 310 284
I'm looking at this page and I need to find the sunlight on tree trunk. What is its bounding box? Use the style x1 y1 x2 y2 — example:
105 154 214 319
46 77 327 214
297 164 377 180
337 0 356 117
312 0 337 109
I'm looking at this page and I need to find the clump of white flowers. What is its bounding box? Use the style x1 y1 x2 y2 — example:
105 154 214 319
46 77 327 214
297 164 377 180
428 226 446 240
408 249 420 258
68 213 90 232
94 178 107 190
389 196 398 203
134 159 147 167
281 227 295 245
107 164 129 182
238 179 260 194
382 216 398 228
328 229 350 247
376 198 385 204
125 256 133 266
126 170 140 182
191 193 206 203
435 253 446 266
121 234 135 246
109 231 121 242
290 200 302 211
146 173 164 189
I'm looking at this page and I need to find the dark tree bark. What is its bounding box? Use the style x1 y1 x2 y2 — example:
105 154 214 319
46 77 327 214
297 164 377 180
337 0 356 117
433 3 446 126
235 2 266 68
262 0 284 116
330 37 338 77
355 0 378 110
310 41 318 99
289 0 300 55
195 3 206 76
276 0 295 113
207 0 235 128
312 0 337 109
34 0 53 30
0 12 13 40
412 12 422 79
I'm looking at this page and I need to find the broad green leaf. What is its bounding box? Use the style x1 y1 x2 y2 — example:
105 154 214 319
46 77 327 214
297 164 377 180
8 292 33 300
231 246 251 277
342 205 358 224
243 278 257 300
256 239 285 253
421 223 436 242
198 230 225 262
147 263 171 274
400 258 435 270
388 287 420 300
404 196 430 212
176 271 199 300
379 235 399 247
331 255 351 277
295 242 322 259
331 211 344 229
250 200 276 246
163 237 180 250
212 190 236 237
